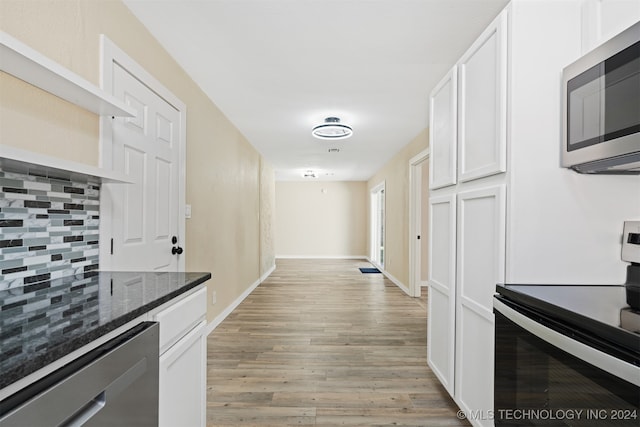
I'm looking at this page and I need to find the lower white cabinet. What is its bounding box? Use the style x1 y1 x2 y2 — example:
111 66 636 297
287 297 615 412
455 186 505 427
153 286 207 427
159 320 207 427
428 185 505 427
427 193 456 394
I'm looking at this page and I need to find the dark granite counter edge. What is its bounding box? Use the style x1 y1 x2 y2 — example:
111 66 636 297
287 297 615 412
0 272 211 390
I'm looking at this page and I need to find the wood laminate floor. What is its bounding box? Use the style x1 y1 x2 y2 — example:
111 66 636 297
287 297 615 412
206 258 469 427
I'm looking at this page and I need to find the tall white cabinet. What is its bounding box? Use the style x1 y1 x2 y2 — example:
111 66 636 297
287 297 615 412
427 2 640 426
428 9 508 425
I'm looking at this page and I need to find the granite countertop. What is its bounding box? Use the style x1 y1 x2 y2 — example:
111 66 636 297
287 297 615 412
0 271 211 390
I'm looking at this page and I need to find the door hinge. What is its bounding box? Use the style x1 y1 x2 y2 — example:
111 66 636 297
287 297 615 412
110 238 114 255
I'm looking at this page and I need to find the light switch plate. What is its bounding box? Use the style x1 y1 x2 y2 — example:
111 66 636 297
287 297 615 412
185 204 192 219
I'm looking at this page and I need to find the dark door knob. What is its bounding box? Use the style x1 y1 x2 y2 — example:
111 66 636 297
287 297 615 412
172 246 183 255
172 236 178 244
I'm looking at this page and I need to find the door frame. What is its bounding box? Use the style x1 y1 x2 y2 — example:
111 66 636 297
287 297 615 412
409 148 430 297
98 35 187 271
369 181 386 269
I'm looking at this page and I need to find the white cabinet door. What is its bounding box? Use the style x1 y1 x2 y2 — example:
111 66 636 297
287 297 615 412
581 0 640 53
159 321 207 427
457 11 507 183
427 193 457 395
455 185 505 427
429 67 458 190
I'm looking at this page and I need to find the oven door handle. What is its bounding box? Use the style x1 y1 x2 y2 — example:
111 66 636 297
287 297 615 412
494 298 640 387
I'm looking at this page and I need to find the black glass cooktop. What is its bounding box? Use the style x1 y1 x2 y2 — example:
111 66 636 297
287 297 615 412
496 284 639 358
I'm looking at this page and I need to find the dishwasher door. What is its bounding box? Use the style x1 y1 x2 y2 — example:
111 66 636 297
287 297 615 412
0 321 159 427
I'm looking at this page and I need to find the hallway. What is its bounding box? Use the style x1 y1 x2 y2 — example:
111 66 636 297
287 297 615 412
206 259 468 426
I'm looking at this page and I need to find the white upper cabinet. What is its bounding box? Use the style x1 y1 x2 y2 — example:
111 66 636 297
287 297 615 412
429 67 458 190
581 0 640 53
457 12 508 183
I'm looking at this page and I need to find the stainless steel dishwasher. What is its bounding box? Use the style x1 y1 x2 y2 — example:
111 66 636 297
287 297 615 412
0 321 159 427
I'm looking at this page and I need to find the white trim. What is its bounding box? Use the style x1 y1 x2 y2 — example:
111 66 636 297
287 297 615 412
275 255 368 260
408 148 430 297
381 268 411 297
99 35 187 271
204 264 276 336
409 148 430 168
369 181 386 268
366 257 412 297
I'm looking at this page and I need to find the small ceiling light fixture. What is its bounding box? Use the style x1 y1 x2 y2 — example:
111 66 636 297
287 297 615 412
312 117 353 140
303 170 317 178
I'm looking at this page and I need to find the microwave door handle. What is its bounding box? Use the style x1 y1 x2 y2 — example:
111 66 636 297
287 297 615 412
494 298 640 387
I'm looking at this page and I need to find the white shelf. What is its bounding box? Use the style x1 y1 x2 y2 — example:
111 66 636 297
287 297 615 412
0 31 135 117
0 145 132 184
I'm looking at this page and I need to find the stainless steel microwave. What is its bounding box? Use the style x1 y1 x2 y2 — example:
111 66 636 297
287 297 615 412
561 21 640 174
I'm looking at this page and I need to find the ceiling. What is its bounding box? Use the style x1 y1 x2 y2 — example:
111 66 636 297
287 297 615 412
123 0 509 181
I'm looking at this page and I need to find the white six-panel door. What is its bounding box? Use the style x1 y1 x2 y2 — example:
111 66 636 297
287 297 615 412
110 63 181 271
100 35 186 273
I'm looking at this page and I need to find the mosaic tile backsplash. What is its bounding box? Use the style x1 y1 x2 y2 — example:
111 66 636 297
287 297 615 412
0 169 100 290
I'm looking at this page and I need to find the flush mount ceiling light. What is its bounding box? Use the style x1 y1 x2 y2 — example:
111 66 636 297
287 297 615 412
312 117 353 140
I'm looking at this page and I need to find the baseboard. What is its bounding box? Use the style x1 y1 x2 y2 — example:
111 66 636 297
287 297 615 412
380 269 411 296
204 263 276 336
275 255 368 260
365 257 412 297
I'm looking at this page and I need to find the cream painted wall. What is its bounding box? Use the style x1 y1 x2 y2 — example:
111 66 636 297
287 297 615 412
275 181 367 258
260 158 276 276
0 0 275 323
367 129 429 287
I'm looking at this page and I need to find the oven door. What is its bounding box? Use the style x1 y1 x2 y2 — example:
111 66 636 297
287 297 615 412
494 298 639 427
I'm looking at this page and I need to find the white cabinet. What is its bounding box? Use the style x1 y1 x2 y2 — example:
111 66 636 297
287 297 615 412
428 7 508 423
454 186 505 427
429 11 507 188
581 0 640 53
427 193 456 394
457 12 507 183
429 67 457 190
159 319 207 427
153 286 207 427
427 2 640 426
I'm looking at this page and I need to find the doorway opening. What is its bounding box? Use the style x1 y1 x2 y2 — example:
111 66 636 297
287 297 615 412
370 182 385 269
409 149 430 297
